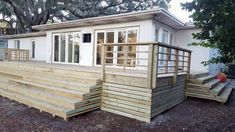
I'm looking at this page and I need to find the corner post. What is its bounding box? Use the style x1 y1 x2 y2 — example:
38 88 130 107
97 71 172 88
147 44 154 89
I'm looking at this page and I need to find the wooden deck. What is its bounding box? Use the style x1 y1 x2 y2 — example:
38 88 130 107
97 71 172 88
0 42 193 122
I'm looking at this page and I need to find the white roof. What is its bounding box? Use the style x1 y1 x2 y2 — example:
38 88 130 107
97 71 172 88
32 8 194 31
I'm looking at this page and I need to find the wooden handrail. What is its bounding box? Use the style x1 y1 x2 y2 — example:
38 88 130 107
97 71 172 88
102 42 192 52
4 48 30 62
101 42 192 89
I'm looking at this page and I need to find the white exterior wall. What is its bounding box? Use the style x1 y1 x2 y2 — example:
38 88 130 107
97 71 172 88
46 19 154 66
175 29 210 72
8 36 47 61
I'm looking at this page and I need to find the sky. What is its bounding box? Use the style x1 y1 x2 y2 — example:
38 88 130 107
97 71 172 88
169 0 193 22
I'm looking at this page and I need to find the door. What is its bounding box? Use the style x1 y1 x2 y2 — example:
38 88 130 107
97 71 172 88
95 28 138 67
53 32 81 64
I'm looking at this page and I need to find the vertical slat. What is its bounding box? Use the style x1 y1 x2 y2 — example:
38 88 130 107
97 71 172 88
182 51 185 72
173 49 179 85
147 44 154 89
101 45 106 82
187 52 191 80
124 45 128 71
165 47 170 74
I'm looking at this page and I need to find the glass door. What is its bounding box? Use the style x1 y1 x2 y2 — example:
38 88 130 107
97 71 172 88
95 28 138 67
53 32 81 64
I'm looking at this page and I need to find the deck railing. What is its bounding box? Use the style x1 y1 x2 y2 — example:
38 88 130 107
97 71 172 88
4 48 30 61
101 42 192 89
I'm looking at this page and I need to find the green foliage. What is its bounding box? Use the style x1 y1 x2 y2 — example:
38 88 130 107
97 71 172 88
182 0 235 65
0 0 171 33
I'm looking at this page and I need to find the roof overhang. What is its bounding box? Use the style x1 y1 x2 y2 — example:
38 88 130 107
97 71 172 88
1 32 46 39
32 8 188 31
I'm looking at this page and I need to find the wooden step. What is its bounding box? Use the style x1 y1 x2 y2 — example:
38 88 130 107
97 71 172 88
210 83 225 96
190 72 208 79
23 76 100 93
217 87 233 103
0 63 101 78
9 79 88 100
0 67 101 85
190 75 215 84
187 79 220 89
3 82 81 109
0 88 70 119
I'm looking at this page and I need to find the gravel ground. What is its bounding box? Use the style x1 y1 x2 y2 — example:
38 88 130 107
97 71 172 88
0 91 235 132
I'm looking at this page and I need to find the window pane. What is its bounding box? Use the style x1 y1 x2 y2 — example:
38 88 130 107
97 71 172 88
32 41 35 59
68 34 73 63
74 45 80 63
162 30 169 44
117 31 126 66
60 34 66 62
127 30 137 67
96 33 104 65
83 33 91 43
73 33 80 63
54 35 59 62
155 27 159 42
106 32 114 65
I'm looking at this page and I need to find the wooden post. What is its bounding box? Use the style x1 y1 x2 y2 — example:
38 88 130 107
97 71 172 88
124 45 128 71
147 44 154 89
173 49 179 85
187 52 192 80
182 51 185 72
152 44 159 89
101 44 106 82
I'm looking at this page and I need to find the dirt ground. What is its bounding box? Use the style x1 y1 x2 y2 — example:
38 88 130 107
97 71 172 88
0 91 235 132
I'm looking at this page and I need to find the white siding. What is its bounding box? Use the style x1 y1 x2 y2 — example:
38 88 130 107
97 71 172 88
8 36 47 61
46 19 154 66
174 29 210 72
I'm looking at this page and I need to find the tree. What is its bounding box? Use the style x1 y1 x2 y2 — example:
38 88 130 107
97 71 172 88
0 0 171 33
64 0 171 19
182 0 235 65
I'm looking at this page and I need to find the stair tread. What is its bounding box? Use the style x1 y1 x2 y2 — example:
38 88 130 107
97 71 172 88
203 79 220 87
219 87 233 99
0 88 73 115
24 75 98 88
9 79 88 95
198 75 214 81
211 83 225 94
6 82 82 104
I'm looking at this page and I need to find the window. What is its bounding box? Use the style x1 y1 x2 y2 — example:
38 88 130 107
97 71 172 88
170 33 173 45
54 35 59 62
155 26 159 42
14 40 20 49
162 30 169 44
31 40 36 59
83 33 91 43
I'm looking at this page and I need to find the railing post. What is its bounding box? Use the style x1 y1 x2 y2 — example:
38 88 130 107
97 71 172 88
187 52 192 80
147 44 154 89
124 45 128 71
173 49 179 85
101 44 106 82
152 44 159 89
147 44 158 89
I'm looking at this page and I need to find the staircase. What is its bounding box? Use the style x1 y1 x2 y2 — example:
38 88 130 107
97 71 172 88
0 62 102 120
187 72 233 104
